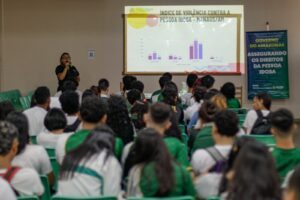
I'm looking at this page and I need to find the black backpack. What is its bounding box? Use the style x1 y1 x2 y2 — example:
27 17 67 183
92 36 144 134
251 110 271 135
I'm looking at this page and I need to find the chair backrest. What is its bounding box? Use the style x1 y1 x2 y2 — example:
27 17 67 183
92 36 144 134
19 95 32 110
40 175 51 200
243 135 276 147
0 89 23 111
17 196 39 200
50 157 60 192
128 196 194 200
30 136 37 144
235 86 243 107
206 197 220 200
52 196 118 200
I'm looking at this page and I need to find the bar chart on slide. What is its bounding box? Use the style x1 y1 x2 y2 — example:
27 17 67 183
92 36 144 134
148 52 161 61
189 40 203 60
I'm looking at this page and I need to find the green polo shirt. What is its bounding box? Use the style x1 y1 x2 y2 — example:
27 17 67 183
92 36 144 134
192 125 214 153
164 137 189 166
65 129 124 159
140 162 196 197
271 147 300 180
227 98 241 109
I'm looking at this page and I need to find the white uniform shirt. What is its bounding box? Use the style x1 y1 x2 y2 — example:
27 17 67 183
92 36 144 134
0 178 17 200
0 168 44 196
243 109 270 134
56 133 73 164
66 115 78 126
23 106 47 136
37 131 72 149
184 101 202 122
57 151 122 197
50 97 62 109
12 145 52 175
191 145 232 174
181 92 193 106
194 173 222 199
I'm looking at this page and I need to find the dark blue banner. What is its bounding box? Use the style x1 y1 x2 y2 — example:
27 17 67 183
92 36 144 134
246 30 289 99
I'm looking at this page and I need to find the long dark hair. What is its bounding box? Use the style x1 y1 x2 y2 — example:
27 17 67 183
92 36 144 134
219 137 256 194
130 100 149 131
226 141 281 200
162 82 179 106
59 126 115 179
133 128 175 196
164 112 182 141
107 95 134 144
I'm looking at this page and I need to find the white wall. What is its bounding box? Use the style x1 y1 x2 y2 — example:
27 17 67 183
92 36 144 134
0 0 299 116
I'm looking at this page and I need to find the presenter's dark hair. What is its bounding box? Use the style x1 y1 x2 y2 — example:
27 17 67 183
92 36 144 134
60 52 71 64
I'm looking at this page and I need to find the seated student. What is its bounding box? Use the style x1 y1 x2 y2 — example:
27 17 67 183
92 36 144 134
194 137 256 199
127 89 142 112
0 121 44 196
131 80 145 100
107 95 135 145
162 82 184 124
181 73 198 107
201 75 215 90
0 177 17 200
270 108 300 180
189 101 219 150
23 86 50 136
151 75 171 103
0 101 15 120
59 91 80 131
81 89 98 101
90 85 100 96
123 102 188 176
127 89 142 105
127 128 195 198
220 82 241 109
192 110 239 174
284 166 300 200
145 102 188 166
184 86 206 122
98 78 110 100
121 75 137 97
37 108 69 148
130 101 149 132
54 80 82 99
187 89 219 130
7 112 54 186
56 96 107 164
57 126 122 197
243 92 272 134
162 72 173 80
225 141 281 200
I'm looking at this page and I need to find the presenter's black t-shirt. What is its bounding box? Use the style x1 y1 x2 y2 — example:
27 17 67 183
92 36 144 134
55 65 79 91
